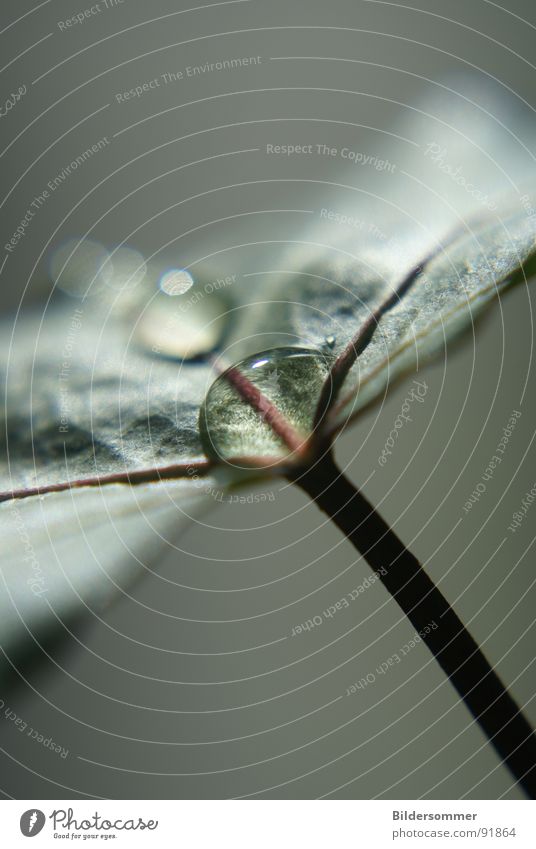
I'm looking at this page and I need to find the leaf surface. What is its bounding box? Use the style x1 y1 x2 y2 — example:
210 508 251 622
0 302 235 659
2 81 536 657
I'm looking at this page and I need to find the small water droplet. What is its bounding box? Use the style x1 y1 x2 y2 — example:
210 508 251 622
199 347 332 465
135 288 229 361
159 268 194 296
324 335 336 349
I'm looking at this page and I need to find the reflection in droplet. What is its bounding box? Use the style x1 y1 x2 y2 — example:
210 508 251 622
159 268 194 296
324 335 336 349
50 238 112 297
136 289 228 361
199 347 332 464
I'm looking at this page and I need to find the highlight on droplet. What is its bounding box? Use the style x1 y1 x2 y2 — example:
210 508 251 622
159 268 194 296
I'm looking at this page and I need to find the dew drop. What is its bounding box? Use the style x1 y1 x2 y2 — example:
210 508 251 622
159 268 194 296
324 335 336 349
135 288 229 361
199 347 333 465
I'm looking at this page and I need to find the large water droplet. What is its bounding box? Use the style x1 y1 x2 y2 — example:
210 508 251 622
135 288 229 361
199 347 332 465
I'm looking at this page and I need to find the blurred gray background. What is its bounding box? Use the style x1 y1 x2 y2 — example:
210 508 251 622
0 0 535 799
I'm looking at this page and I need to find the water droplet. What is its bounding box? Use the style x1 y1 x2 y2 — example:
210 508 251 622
199 347 332 465
135 288 229 361
324 335 336 349
50 238 112 297
159 268 194 296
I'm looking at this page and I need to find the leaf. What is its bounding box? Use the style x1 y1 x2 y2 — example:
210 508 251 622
0 300 242 660
1 304 210 492
0 478 220 659
2 80 536 660
229 81 536 431
327 207 536 430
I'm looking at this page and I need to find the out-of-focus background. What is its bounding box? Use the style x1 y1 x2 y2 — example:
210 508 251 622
0 0 535 799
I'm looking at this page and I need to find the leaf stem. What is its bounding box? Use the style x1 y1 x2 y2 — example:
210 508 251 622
216 361 307 456
312 222 482 435
289 451 536 798
0 461 214 503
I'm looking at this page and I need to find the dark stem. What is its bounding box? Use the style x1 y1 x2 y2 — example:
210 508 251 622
289 451 536 798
